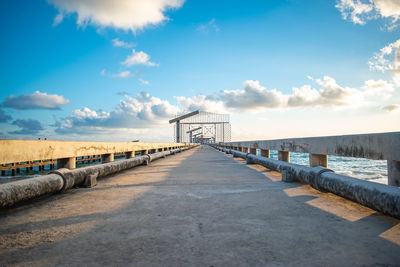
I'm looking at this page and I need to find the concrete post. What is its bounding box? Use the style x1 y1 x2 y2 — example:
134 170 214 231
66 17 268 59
250 148 257 155
261 149 270 158
125 151 135 159
388 160 400 187
309 154 328 168
57 157 76 169
278 151 290 162
143 150 149 155
101 153 114 163
243 147 250 153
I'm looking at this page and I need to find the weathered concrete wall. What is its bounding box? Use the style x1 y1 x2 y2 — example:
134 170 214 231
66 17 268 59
0 146 196 208
0 140 189 164
216 146 400 219
224 132 400 160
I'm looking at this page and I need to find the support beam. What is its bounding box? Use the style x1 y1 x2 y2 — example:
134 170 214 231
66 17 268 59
278 151 290 162
388 160 400 187
261 149 270 158
101 153 114 163
309 154 328 168
125 151 135 159
57 157 76 169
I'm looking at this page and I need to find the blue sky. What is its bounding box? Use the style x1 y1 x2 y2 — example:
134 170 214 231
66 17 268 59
1 0 399 141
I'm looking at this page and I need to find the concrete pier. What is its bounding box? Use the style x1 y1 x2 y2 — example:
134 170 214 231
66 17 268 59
0 146 399 266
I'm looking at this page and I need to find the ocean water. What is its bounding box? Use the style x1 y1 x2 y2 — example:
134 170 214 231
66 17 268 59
0 150 389 185
267 150 388 185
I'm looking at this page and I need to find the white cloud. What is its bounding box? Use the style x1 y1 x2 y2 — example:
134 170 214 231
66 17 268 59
362 79 395 98
101 69 135 78
2 91 70 110
175 94 226 113
220 80 286 110
55 92 179 134
336 0 400 28
47 0 185 32
314 76 363 106
139 78 150 85
217 77 393 110
197 18 220 34
121 49 158 67
382 104 400 111
287 85 320 107
368 39 400 85
369 39 400 72
112 38 134 48
113 70 132 78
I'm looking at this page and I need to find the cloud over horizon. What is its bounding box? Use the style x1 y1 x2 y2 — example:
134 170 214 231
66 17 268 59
48 0 185 32
9 119 43 135
52 75 396 135
55 92 179 134
2 91 70 110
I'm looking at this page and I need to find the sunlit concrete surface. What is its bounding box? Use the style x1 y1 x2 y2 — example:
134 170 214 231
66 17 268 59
1 145 399 266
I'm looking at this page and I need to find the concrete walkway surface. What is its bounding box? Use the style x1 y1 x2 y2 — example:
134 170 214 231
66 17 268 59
0 145 399 266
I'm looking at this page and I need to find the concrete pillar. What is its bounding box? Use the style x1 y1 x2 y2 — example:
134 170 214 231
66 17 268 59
143 150 149 155
57 157 76 169
309 154 328 168
278 151 290 162
250 148 257 155
125 151 135 159
388 160 400 187
261 149 270 158
101 153 114 163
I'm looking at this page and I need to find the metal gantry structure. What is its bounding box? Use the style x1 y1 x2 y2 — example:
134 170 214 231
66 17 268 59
169 110 231 144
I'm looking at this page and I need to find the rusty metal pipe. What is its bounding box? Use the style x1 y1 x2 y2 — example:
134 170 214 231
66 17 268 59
0 145 197 208
216 146 400 219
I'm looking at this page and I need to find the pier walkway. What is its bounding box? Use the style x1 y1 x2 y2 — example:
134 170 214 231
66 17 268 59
1 146 400 266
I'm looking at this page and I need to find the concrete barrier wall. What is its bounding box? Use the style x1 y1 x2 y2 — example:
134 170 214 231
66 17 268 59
220 132 400 186
215 146 400 219
0 140 189 164
0 146 197 208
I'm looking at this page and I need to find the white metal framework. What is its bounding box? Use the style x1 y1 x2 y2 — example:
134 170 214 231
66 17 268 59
169 111 231 143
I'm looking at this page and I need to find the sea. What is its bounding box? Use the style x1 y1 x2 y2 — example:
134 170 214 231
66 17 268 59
0 150 388 185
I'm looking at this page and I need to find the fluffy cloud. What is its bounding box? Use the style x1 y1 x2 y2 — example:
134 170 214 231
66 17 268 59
48 0 184 32
336 0 400 28
112 38 134 48
2 91 70 110
53 76 396 135
368 39 400 84
382 104 400 111
9 119 43 135
0 109 12 123
55 92 179 134
220 80 285 110
175 94 226 113
121 49 158 67
217 77 393 110
369 39 400 72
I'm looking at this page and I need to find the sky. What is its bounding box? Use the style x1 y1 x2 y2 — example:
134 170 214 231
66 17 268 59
0 0 399 142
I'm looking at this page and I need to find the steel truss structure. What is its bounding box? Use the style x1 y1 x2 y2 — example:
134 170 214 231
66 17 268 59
169 110 231 144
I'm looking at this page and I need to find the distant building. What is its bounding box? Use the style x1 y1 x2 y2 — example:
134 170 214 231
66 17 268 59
169 110 231 144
